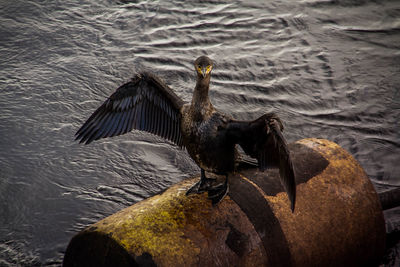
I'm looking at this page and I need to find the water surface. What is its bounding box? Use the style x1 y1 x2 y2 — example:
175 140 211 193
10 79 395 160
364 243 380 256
1 0 399 265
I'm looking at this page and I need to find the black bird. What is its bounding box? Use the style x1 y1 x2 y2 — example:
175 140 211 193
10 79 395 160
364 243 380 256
75 56 296 211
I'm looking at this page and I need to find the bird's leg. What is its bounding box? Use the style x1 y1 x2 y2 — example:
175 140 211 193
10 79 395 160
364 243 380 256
207 174 229 205
198 169 217 192
186 169 216 196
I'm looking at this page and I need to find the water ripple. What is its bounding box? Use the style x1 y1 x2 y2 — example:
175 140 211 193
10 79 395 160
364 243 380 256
1 0 399 265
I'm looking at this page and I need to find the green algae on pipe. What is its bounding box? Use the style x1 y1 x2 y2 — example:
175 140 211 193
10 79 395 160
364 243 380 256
63 138 385 267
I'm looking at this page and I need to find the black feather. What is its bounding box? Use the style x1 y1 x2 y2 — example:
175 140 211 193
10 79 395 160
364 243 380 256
135 101 142 130
120 108 131 134
226 113 296 211
140 101 147 131
155 107 161 136
125 109 134 133
116 110 128 136
104 112 120 138
75 72 184 146
148 102 156 134
90 112 114 142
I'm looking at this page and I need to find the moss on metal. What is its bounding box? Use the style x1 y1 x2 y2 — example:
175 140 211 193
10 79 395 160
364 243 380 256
64 138 386 267
89 181 209 266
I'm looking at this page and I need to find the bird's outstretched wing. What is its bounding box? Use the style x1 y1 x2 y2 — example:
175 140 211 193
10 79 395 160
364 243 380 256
227 113 296 211
75 72 184 146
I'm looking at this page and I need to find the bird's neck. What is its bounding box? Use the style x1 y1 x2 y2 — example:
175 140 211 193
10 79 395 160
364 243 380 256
191 76 213 119
192 76 211 108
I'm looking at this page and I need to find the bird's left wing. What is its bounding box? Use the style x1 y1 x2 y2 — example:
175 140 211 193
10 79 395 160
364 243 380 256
75 72 184 146
226 113 296 211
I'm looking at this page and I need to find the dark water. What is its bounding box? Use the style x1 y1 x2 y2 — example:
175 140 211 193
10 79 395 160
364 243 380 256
1 0 399 265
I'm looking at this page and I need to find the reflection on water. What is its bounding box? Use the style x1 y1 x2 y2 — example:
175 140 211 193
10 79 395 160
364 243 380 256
0 0 399 265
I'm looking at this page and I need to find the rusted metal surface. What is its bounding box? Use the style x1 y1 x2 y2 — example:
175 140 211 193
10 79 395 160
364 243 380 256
264 138 385 266
64 179 267 267
63 138 386 267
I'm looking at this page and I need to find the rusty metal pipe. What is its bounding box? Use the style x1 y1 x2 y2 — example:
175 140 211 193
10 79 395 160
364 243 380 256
63 138 386 267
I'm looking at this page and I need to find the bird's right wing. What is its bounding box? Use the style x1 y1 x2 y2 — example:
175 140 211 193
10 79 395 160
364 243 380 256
75 72 184 146
226 113 296 212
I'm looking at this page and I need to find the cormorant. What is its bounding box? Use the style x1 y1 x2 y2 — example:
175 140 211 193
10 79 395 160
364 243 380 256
75 56 296 211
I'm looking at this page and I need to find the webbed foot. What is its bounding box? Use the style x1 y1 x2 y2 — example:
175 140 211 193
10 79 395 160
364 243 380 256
186 177 216 195
207 178 229 206
186 169 216 196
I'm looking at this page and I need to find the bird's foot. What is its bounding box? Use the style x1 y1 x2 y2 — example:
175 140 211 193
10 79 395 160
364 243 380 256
186 177 216 196
207 182 229 206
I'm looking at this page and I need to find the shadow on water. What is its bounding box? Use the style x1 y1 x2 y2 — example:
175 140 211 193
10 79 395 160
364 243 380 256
0 0 399 265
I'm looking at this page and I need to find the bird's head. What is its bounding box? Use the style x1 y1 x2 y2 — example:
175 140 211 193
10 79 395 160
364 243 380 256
194 56 213 79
